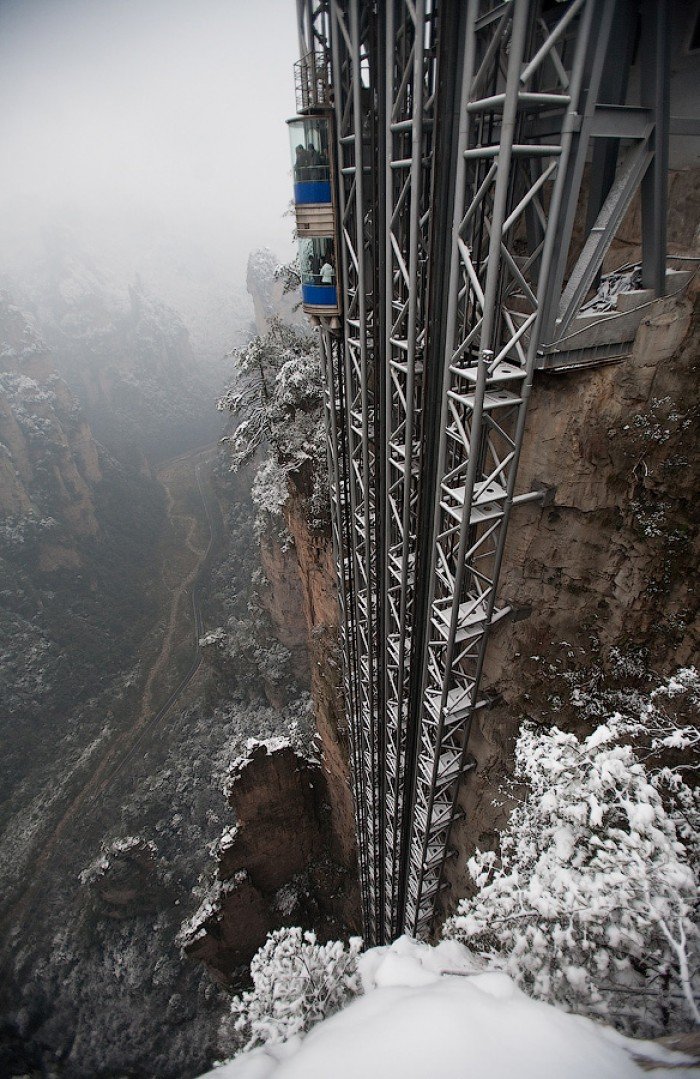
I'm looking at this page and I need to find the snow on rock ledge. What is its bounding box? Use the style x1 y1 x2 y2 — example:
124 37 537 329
200 938 699 1079
180 740 355 983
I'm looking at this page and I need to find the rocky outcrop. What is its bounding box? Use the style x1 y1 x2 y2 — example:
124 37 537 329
181 740 356 983
217 741 323 889
81 838 172 921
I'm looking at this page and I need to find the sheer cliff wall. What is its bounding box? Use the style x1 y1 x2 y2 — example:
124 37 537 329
183 256 359 982
282 488 358 869
441 170 699 923
245 252 357 874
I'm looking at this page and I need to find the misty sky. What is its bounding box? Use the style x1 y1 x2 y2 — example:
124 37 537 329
0 0 299 275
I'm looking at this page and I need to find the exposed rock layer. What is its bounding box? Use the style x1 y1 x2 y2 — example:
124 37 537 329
246 251 359 875
183 741 355 982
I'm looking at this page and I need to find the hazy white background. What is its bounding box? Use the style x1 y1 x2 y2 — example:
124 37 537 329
0 0 298 290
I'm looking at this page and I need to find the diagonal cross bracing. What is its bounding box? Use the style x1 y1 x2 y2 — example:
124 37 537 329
296 0 672 945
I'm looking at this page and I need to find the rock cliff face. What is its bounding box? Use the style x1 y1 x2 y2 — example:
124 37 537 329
0 293 102 565
258 523 312 687
443 277 699 920
283 490 358 869
181 739 356 982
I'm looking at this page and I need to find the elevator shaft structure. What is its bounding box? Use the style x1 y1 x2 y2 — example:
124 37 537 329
292 0 675 945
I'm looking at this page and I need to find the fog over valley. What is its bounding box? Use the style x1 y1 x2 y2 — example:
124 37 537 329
0 3 335 1075
0 0 297 366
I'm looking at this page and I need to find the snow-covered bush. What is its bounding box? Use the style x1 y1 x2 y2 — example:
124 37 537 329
218 319 321 475
228 928 363 1051
251 458 290 520
201 937 698 1079
218 319 328 528
444 685 699 1036
608 668 700 877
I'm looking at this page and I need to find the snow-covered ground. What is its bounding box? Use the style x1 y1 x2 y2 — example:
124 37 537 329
202 937 699 1079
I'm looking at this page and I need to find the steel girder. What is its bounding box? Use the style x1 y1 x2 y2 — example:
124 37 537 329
381 0 438 943
295 0 671 945
317 330 371 932
404 0 612 938
330 0 383 940
296 0 377 935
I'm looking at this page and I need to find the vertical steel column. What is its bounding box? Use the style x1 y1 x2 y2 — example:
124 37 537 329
350 0 379 934
318 328 370 932
403 0 613 938
640 0 670 296
330 0 382 940
328 0 373 935
381 0 436 942
405 0 534 936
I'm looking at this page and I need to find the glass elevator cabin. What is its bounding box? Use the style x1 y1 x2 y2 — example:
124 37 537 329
287 114 341 320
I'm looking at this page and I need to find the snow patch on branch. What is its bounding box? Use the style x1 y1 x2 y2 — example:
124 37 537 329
444 670 699 1036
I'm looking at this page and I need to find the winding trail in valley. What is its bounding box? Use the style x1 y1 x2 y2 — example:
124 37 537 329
140 458 210 721
0 443 219 947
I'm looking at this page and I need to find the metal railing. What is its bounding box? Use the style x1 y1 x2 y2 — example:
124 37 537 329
294 49 332 112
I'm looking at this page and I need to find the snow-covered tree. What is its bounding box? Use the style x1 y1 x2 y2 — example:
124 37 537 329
444 672 699 1037
218 319 318 472
218 319 328 528
274 256 301 298
228 928 363 1051
606 668 700 876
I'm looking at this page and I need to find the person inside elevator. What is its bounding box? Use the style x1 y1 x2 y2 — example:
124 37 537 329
320 255 335 285
306 142 321 173
295 143 308 179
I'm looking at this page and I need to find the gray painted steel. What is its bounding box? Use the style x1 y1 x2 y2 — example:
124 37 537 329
295 0 675 945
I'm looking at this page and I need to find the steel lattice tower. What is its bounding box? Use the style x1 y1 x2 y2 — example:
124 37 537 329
291 0 683 945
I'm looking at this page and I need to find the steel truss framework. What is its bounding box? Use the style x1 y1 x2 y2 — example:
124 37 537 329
296 0 672 945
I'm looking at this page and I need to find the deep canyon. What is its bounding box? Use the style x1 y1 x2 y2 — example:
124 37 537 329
0 247 356 1077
